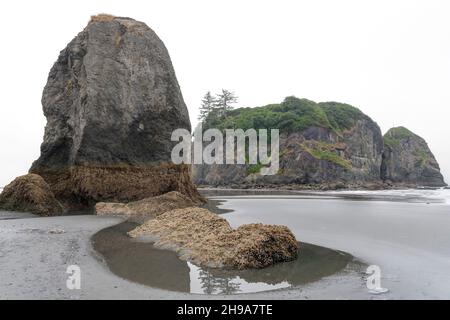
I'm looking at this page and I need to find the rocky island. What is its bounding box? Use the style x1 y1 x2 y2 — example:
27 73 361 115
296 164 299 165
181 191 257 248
193 97 446 189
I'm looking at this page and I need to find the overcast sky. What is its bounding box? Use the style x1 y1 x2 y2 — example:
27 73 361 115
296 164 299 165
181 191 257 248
0 0 449 187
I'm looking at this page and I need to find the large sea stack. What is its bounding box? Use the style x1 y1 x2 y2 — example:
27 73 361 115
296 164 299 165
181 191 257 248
381 127 446 187
28 14 202 209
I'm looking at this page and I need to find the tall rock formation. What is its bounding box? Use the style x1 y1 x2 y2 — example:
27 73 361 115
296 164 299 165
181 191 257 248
381 127 446 187
28 14 202 208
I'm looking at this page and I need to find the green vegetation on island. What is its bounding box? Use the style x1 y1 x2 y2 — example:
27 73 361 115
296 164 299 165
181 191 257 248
198 96 366 170
383 126 416 148
202 96 365 137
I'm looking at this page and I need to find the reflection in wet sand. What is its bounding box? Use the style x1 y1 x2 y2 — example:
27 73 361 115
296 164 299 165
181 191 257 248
92 222 355 294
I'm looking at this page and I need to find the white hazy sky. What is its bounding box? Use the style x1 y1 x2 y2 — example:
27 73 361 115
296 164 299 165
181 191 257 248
0 0 449 187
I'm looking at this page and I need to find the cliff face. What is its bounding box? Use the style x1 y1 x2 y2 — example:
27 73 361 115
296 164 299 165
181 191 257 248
381 127 446 187
27 15 202 207
193 97 385 188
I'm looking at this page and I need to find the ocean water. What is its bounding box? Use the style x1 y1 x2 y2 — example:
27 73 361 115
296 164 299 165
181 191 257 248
315 188 450 204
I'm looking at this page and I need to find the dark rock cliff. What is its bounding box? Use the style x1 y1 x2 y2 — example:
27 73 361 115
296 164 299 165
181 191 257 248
381 127 446 187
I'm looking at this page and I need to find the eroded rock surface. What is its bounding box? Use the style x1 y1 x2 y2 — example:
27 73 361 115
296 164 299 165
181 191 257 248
0 174 63 216
128 207 299 269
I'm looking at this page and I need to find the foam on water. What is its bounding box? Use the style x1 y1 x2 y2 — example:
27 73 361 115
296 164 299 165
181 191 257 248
314 188 450 204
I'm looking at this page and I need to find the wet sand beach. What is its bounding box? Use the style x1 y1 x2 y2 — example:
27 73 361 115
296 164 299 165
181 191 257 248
1 189 449 299
0 214 366 299
215 189 450 299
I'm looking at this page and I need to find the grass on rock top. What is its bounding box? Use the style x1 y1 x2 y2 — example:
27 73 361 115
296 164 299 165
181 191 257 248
384 126 416 148
202 96 364 172
203 96 366 137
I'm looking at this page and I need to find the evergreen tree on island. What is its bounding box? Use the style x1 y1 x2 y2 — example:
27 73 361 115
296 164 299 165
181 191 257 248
198 91 216 122
215 89 238 119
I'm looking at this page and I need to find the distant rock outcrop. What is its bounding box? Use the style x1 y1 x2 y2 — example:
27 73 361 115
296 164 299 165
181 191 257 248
27 15 203 208
128 207 299 269
381 127 446 187
0 174 63 216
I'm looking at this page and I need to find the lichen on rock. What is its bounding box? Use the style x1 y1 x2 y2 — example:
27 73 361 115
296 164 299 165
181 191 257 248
128 207 299 269
0 174 63 216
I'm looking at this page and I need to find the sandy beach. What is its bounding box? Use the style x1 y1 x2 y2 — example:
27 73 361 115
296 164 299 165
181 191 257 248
1 189 449 299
